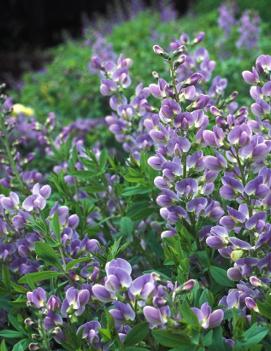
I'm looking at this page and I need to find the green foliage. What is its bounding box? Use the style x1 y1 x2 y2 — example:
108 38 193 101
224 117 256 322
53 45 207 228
11 40 107 123
10 7 271 128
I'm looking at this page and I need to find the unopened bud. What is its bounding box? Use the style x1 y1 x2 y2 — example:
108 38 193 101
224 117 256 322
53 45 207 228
29 343 40 351
153 45 169 59
24 318 34 326
249 276 262 287
193 32 205 45
226 91 239 103
181 279 196 291
210 106 223 117
245 297 259 312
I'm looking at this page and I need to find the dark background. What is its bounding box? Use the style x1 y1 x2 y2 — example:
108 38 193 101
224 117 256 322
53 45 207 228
0 0 190 83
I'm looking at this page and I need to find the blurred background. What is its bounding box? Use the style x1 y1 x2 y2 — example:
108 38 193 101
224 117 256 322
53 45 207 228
1 0 270 123
0 0 190 84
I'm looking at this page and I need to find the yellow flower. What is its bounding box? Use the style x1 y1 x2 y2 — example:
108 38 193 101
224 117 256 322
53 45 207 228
12 103 35 117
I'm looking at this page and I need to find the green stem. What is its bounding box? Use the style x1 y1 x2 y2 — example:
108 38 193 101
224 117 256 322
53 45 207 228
234 147 252 217
169 59 179 102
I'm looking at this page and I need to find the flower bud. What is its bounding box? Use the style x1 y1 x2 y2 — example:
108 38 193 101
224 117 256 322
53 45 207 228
245 297 259 312
24 318 34 326
249 276 262 287
153 45 168 59
181 279 196 291
193 32 205 44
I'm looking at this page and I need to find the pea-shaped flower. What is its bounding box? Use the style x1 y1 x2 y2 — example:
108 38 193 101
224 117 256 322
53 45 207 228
22 183 51 212
192 303 224 329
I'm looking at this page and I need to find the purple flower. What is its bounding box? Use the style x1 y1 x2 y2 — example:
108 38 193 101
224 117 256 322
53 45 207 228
187 197 208 215
22 183 51 212
44 311 63 330
92 284 113 302
256 55 271 74
204 153 227 171
61 287 90 316
77 321 101 347
47 295 61 311
110 301 135 327
218 4 235 37
236 11 260 50
143 305 170 328
242 69 259 85
159 98 181 123
0 192 19 211
206 225 228 249
105 258 132 291
129 273 157 300
192 303 224 329
27 288 47 308
175 178 198 197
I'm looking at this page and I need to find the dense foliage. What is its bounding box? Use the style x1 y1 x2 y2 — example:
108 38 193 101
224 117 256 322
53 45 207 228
2 1 271 350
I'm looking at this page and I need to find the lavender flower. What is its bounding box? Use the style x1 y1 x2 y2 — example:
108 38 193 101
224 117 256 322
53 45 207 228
27 288 47 308
22 183 51 212
61 287 90 317
192 303 224 329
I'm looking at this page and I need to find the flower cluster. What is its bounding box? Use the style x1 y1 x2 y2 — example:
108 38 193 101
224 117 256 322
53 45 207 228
148 33 229 238
218 3 236 38
92 52 157 159
0 184 52 275
218 3 260 51
236 10 260 50
0 96 54 191
25 258 204 349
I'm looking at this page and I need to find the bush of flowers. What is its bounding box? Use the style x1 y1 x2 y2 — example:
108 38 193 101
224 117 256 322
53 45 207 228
1 2 271 350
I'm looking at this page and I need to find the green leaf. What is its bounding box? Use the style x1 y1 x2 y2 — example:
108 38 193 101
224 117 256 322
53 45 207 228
99 149 108 172
122 185 152 197
18 271 62 285
208 327 226 351
209 266 234 287
242 323 269 346
12 339 29 351
2 264 11 288
127 200 155 220
120 217 134 237
124 348 150 351
199 289 214 306
0 330 23 338
10 282 28 294
107 237 123 260
8 314 25 333
35 242 61 268
257 298 271 319
152 329 190 348
50 212 61 241
99 327 111 340
179 301 199 327
66 257 91 271
170 346 197 351
0 340 8 351
203 330 213 347
0 297 12 311
124 322 149 346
